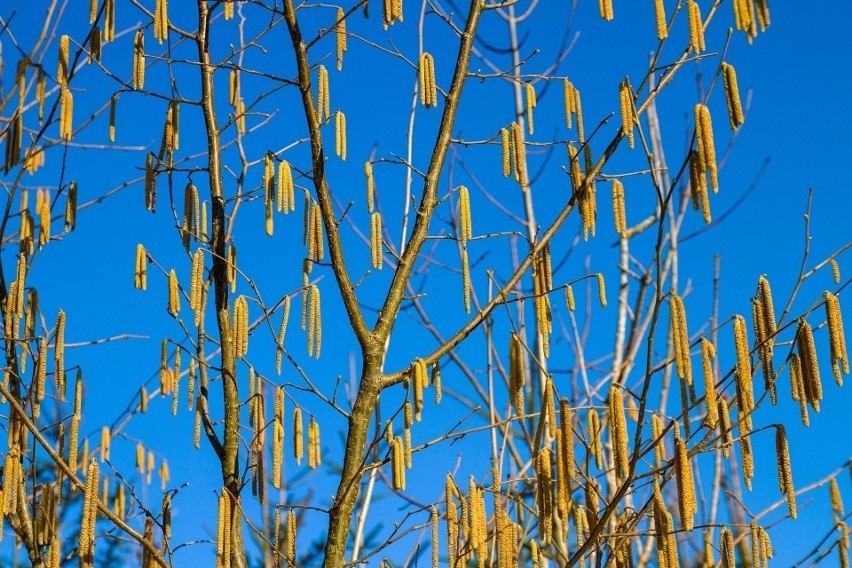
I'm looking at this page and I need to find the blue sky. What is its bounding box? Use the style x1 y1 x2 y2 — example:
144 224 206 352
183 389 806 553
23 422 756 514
2 0 851 565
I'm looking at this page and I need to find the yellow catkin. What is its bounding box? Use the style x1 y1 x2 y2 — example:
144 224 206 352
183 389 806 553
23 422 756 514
33 338 47 418
371 212 383 270
191 248 204 326
654 0 667 39
461 248 471 314
413 359 427 421
500 128 510 177
308 417 320 469
675 435 696 530
167 269 180 317
144 152 156 211
458 185 472 244
100 426 111 462
235 97 246 134
335 8 347 71
755 0 770 31
596 273 607 308
536 448 553 544
229 70 239 107
182 183 199 249
233 295 249 359
227 244 237 293
719 397 733 456
216 492 229 567
391 436 405 490
825 291 849 385
430 505 439 568
133 29 145 90
563 79 576 129
721 527 735 568
133 244 148 292
78 460 99 567
559 398 575 481
90 0 98 23
670 291 692 385
789 355 808 426
57 35 69 90
194 402 201 449
285 508 296 568
609 386 630 483
273 389 284 488
278 161 295 214
588 409 603 470
316 65 329 122
526 83 536 135
419 53 437 108
364 162 375 213
741 427 754 490
293 407 303 465
651 414 666 470
701 338 718 428
275 296 290 375
511 122 527 188
598 0 613 20
829 477 844 516
89 27 102 63
509 333 525 418
722 63 745 130
687 1 705 53
829 259 841 284
757 276 777 390
432 362 442 404
565 284 576 312
796 319 822 411
612 179 627 237
59 88 74 141
335 110 347 160
733 314 754 429
775 425 796 518
307 284 322 358
54 309 67 398
619 80 634 149
695 103 718 192
224 0 234 20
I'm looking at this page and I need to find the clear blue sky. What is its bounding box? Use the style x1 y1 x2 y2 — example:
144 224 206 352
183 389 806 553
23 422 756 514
2 0 850 565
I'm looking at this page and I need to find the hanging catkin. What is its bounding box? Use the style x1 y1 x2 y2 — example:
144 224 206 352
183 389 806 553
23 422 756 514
335 8 347 71
609 386 630 483
419 53 437 108
133 29 145 90
619 79 634 148
687 1 705 53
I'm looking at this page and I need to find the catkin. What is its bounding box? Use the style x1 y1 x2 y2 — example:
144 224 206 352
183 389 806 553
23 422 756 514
432 361 442 404
59 88 74 141
565 284 575 311
431 505 439 568
278 161 295 213
733 314 754 429
721 63 745 130
167 269 180 317
559 398 575 483
308 417 320 469
796 319 822 411
79 460 99 568
34 338 46 418
364 162 375 213
285 509 296 568
687 1 705 53
510 122 527 188
316 65 329 122
719 397 733 456
293 407 303 465
651 414 666 469
741 427 754 490
721 527 735 568
371 212 383 270
273 388 284 487
413 359 426 421
695 104 718 192
670 291 692 385
55 309 66 398
612 179 627 237
701 338 718 428
509 333 525 418
609 386 630 483
133 29 145 90
675 435 696 530
154 0 168 43
227 244 236 293
145 153 156 211
775 425 796 518
596 273 607 308
335 8 347 71
654 0 667 39
500 128 510 177
275 296 290 375
829 477 844 516
588 409 603 470
536 448 553 544
419 53 437 108
233 296 248 358
824 291 849 384
461 248 471 314
335 110 347 160
458 185 472 244
619 80 634 149
191 248 204 326
599 0 613 20
224 0 234 20
526 83 536 135
307 284 322 358
182 183 199 249
829 259 841 284
391 436 405 490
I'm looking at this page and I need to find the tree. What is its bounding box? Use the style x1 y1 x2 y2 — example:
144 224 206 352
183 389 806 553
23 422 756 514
0 0 849 566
